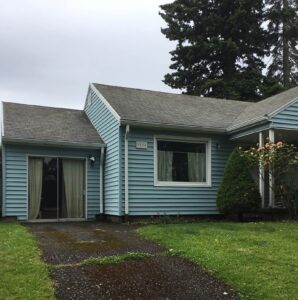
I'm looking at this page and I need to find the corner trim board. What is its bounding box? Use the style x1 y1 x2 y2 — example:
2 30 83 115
90 83 121 123
124 125 130 215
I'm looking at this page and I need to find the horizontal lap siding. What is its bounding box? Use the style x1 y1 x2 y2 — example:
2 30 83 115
3 144 100 221
272 101 298 129
121 128 234 215
84 89 120 215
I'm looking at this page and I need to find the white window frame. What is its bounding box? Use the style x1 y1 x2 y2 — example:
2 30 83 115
154 135 212 187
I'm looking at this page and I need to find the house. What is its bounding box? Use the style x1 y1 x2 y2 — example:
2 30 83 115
1 83 298 221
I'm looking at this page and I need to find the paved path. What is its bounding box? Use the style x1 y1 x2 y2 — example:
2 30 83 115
27 222 239 300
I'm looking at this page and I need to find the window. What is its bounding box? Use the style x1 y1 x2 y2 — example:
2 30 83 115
155 137 211 186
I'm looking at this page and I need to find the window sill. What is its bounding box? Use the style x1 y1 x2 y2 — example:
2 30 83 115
154 181 212 188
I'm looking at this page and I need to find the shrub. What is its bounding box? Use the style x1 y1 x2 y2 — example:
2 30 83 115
217 148 261 220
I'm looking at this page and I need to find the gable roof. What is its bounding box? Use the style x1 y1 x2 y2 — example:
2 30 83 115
92 83 252 132
229 86 298 131
2 102 104 147
92 84 298 133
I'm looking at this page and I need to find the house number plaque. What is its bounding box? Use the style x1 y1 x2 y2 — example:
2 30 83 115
136 141 147 149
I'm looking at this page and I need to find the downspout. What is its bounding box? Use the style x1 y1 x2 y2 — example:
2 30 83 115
99 146 105 215
124 124 130 215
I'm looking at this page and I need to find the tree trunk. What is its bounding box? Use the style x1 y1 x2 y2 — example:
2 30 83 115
282 0 290 88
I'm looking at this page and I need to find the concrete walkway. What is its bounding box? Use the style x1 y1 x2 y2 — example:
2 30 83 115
27 222 239 300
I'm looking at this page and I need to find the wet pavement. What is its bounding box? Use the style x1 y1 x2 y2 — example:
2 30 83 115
27 222 239 300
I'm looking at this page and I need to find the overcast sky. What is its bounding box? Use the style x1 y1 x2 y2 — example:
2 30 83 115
0 0 175 109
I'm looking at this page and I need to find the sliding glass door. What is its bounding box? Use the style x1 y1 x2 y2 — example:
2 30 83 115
28 157 85 220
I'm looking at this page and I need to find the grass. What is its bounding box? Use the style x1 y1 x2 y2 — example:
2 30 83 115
0 222 55 300
138 221 298 300
81 252 151 266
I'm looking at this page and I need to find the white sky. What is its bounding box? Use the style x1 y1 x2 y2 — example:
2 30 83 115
0 0 175 109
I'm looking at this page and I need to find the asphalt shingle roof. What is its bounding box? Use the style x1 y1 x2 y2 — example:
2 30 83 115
93 84 298 132
230 86 298 129
93 83 252 131
2 102 103 146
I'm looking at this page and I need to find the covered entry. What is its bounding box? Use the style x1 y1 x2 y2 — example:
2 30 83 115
28 157 86 220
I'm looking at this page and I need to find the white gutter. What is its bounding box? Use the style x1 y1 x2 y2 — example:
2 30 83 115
121 119 227 134
124 124 130 215
227 116 269 133
99 146 105 214
2 137 105 149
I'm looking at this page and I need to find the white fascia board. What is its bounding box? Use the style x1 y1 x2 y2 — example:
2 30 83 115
267 96 298 119
2 137 106 149
227 117 269 133
120 119 227 134
83 85 92 111
90 83 121 123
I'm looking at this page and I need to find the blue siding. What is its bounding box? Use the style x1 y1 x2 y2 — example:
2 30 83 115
3 144 100 221
272 101 298 129
84 88 121 215
121 128 234 215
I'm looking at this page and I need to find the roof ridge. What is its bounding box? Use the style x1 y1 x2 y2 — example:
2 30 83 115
93 83 252 105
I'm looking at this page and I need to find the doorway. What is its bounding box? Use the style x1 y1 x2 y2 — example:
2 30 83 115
28 156 86 221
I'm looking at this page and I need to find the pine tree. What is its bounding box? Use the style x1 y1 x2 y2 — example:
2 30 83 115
266 0 298 89
160 0 268 101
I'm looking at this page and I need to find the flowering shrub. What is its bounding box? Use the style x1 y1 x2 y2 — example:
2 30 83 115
240 141 298 174
240 140 298 217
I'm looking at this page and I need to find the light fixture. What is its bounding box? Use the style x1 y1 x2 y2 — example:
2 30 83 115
89 155 96 167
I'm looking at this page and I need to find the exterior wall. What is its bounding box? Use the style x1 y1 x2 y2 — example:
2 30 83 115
271 101 298 129
84 88 121 215
121 127 234 215
2 143 100 221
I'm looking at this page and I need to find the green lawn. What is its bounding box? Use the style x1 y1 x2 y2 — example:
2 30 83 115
0 222 55 300
138 222 298 300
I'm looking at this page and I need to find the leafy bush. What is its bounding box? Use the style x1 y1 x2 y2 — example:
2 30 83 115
217 148 261 219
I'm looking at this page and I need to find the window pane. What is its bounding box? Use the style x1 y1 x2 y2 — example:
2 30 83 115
157 140 207 183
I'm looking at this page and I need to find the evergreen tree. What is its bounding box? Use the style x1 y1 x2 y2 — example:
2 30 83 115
266 0 298 89
160 0 268 101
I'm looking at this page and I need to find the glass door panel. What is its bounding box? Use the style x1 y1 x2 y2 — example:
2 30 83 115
29 157 85 220
60 158 85 219
40 157 58 219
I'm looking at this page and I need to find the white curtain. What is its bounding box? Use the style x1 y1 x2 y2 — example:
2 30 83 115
62 159 84 218
188 153 206 182
29 158 43 220
158 150 173 181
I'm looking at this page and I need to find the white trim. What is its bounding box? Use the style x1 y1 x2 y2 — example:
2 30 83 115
259 132 265 207
26 155 88 221
153 135 212 187
268 129 275 207
2 137 104 149
1 101 4 142
124 125 130 214
121 119 226 134
99 147 105 214
2 144 5 217
268 96 298 118
227 117 269 132
90 83 121 123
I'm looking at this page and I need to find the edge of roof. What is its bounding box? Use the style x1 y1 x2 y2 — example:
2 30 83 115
2 137 105 149
92 82 253 106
